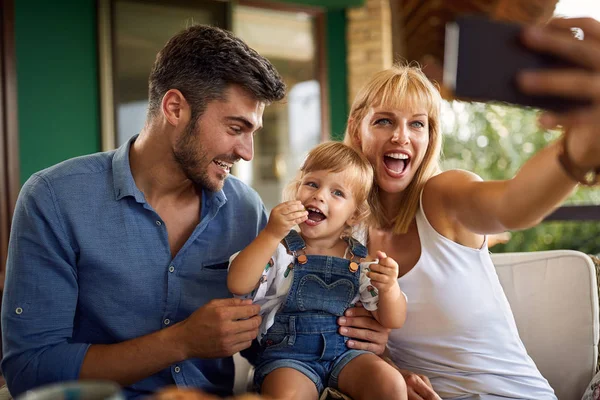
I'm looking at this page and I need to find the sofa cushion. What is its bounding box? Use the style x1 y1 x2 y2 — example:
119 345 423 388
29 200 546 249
492 250 599 400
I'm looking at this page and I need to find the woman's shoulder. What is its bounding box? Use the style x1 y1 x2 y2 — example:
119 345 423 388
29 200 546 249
426 169 483 188
422 169 484 206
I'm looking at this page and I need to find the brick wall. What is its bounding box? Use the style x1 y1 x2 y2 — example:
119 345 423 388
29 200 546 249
346 0 393 104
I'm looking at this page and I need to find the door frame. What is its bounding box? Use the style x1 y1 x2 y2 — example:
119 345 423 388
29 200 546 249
1 0 19 275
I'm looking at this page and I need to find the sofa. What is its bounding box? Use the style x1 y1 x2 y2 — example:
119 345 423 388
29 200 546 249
234 250 600 400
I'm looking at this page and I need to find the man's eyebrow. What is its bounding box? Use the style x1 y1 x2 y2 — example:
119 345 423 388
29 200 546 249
225 116 261 130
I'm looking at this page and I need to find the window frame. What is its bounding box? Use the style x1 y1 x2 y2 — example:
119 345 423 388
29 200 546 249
545 205 600 222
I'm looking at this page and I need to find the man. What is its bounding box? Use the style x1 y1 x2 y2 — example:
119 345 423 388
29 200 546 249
2 25 388 398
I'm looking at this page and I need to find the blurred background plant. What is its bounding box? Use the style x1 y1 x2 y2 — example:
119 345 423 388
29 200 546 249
440 101 600 256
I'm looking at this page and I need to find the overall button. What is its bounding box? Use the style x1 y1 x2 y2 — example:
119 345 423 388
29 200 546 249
155 220 162 226
164 319 170 325
169 266 175 273
174 366 181 373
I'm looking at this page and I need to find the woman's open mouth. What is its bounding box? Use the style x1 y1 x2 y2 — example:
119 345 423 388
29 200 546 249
383 152 410 176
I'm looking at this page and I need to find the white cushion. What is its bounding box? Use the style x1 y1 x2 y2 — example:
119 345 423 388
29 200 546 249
233 352 253 394
492 250 599 400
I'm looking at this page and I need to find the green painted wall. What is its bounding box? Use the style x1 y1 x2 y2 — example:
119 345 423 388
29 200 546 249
326 10 348 141
15 0 100 184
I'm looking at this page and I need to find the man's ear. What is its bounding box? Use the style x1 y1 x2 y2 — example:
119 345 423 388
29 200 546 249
162 89 191 127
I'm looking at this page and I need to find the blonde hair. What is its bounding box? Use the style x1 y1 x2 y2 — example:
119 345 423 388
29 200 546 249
283 141 374 231
343 64 443 234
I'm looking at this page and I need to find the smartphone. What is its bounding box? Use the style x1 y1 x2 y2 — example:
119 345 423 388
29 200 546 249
443 15 591 111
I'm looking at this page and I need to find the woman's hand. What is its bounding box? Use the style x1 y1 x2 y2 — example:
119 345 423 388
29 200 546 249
519 17 600 171
397 369 441 400
382 351 441 400
337 302 390 355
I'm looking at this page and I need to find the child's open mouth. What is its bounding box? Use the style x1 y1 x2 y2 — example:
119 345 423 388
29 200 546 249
306 206 326 226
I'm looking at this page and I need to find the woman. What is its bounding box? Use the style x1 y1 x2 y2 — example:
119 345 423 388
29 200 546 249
343 17 600 400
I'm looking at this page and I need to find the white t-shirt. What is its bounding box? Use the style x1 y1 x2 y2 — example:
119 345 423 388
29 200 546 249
381 196 556 400
229 243 380 343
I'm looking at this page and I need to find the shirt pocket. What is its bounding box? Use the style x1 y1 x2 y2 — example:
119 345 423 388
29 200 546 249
203 261 229 270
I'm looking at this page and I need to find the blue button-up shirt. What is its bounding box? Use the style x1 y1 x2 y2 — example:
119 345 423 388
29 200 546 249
2 136 267 398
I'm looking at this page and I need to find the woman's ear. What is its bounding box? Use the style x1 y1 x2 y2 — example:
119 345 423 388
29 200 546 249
347 117 362 148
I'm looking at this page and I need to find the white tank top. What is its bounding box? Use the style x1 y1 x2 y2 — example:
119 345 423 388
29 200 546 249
386 196 557 400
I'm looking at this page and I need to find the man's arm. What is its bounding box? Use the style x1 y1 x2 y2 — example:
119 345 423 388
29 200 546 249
1 175 261 393
2 174 86 395
80 298 260 385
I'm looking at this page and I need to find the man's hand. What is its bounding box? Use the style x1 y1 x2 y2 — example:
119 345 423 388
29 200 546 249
337 302 390 355
176 298 261 359
264 200 308 240
397 369 441 400
368 251 400 294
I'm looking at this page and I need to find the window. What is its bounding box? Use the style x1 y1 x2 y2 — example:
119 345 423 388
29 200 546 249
98 0 229 149
232 2 327 211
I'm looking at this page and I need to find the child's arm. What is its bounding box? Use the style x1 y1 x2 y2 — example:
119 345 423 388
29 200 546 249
228 200 307 296
366 251 407 329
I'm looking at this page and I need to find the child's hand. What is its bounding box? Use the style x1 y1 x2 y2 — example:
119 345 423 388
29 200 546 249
368 251 400 294
264 200 308 240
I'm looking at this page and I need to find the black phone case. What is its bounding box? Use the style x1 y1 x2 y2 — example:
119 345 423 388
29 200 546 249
443 15 591 111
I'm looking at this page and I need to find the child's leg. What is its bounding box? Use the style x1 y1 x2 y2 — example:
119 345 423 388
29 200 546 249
261 367 319 400
336 353 407 400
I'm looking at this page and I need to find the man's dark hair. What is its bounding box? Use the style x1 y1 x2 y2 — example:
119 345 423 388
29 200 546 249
148 25 286 121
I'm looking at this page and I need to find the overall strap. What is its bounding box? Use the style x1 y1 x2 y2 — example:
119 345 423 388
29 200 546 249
346 236 368 259
282 230 307 253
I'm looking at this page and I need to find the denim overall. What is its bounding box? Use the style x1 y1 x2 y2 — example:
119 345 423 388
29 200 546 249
253 230 371 393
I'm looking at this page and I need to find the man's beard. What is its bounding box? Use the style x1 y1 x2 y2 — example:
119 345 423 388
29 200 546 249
173 121 226 192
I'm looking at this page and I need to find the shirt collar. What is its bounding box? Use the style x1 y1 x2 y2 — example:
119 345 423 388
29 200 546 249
201 186 227 213
112 134 146 203
112 134 229 208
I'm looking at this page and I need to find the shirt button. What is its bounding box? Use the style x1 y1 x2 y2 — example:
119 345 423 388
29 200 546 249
15 307 23 315
164 319 170 325
169 266 175 273
155 220 162 226
174 366 181 373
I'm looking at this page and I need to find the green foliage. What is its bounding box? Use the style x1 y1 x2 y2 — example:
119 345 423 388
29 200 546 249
440 101 600 256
